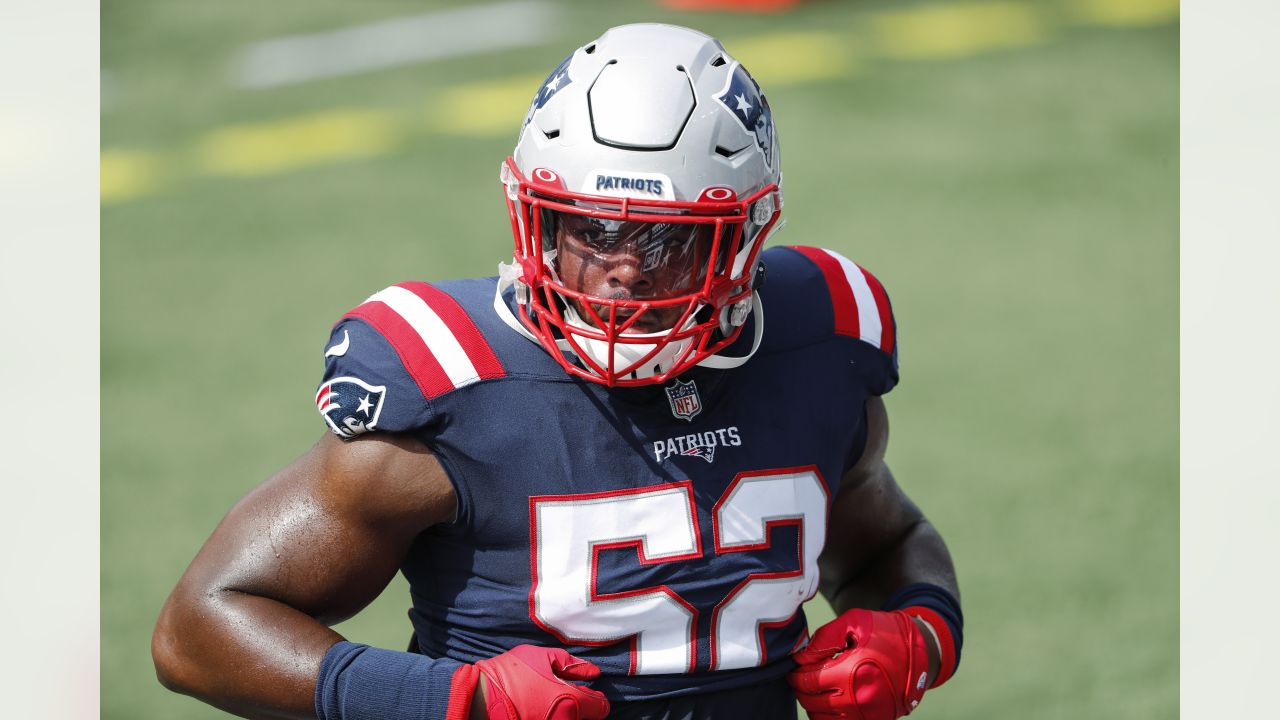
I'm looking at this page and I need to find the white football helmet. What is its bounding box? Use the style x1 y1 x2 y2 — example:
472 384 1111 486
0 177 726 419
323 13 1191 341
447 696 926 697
498 23 782 386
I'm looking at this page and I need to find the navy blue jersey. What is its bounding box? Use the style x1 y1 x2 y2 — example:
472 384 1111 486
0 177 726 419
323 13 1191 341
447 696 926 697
315 245 899 705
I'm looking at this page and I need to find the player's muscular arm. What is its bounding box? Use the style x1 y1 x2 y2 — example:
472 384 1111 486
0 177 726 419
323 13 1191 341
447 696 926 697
817 396 959 681
152 432 458 720
820 396 957 611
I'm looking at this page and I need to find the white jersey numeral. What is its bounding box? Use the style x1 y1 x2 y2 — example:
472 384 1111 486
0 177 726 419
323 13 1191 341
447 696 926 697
532 482 701 674
530 468 827 675
710 469 828 670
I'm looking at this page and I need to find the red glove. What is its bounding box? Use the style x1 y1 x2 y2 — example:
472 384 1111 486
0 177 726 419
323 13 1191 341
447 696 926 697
787 609 930 720
470 645 611 720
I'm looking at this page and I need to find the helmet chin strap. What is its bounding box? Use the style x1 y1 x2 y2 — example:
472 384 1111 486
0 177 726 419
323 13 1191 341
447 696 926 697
494 261 541 344
695 295 763 370
493 260 764 374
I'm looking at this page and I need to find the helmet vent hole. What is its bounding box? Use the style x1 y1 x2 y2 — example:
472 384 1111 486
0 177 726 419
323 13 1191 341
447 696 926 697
584 43 596 54
710 55 726 67
715 145 740 158
544 129 560 140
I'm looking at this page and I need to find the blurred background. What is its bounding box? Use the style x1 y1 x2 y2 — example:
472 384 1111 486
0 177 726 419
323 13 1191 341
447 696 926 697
101 0 1178 718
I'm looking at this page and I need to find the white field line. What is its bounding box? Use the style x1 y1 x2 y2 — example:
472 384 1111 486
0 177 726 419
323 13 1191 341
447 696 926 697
231 0 556 89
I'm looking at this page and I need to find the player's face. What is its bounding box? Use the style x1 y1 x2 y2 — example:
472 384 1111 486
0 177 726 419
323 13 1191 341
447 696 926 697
552 213 713 333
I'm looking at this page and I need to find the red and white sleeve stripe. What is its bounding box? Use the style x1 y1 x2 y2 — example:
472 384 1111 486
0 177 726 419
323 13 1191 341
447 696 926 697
789 246 896 354
344 282 505 401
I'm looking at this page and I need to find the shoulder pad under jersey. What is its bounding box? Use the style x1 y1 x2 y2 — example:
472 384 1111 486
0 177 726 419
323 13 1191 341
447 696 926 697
759 245 900 395
315 282 506 438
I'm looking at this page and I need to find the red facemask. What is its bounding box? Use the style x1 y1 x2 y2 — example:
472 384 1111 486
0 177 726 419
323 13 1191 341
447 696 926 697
500 157 779 386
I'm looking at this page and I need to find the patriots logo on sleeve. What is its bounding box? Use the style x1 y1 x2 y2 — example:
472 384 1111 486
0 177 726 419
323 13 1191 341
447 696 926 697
715 63 775 170
316 376 387 438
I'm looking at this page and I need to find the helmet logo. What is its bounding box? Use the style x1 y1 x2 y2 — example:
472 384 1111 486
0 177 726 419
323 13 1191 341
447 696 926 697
665 378 703 422
521 53 575 133
715 64 776 170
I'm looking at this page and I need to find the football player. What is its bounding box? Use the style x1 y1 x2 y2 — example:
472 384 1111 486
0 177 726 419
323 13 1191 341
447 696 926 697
154 24 962 720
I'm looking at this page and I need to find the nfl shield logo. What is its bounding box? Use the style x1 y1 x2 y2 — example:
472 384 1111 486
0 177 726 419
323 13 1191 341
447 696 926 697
665 379 702 422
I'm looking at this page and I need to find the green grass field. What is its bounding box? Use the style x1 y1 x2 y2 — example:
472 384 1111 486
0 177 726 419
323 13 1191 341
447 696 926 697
102 1 1178 717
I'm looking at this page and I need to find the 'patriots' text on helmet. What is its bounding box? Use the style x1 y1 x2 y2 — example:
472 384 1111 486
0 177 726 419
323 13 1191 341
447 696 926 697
499 23 783 387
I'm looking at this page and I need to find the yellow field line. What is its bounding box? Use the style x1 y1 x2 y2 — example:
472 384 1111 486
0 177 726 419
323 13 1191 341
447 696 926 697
195 109 401 177
1069 0 1180 28
870 2 1045 61
727 31 857 86
101 150 165 204
428 74 544 138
